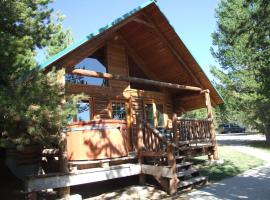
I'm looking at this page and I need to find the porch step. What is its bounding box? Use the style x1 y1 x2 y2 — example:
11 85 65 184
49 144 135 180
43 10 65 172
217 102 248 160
175 162 192 170
178 144 214 151
175 156 185 162
177 168 199 178
178 176 207 189
178 139 211 146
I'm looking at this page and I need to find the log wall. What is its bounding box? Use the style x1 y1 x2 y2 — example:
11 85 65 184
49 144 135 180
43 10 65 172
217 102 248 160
107 38 129 90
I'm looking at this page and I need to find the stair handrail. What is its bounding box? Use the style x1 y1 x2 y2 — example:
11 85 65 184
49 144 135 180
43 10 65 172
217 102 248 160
142 119 177 148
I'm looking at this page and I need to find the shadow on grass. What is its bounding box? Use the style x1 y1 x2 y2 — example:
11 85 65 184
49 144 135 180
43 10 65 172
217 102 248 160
248 141 270 151
190 158 242 182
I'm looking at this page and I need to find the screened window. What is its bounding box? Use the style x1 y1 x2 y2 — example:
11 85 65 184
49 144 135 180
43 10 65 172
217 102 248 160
112 102 126 120
76 101 91 122
156 104 164 127
145 104 154 126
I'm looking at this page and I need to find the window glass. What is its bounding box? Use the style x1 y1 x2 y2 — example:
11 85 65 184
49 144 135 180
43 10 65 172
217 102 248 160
156 104 164 127
112 102 126 120
145 104 154 126
76 101 90 122
66 55 108 86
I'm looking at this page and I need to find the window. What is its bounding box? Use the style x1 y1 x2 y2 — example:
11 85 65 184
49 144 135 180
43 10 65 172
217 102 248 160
76 101 91 122
112 102 126 120
156 104 164 127
68 99 92 123
65 47 108 86
145 104 154 126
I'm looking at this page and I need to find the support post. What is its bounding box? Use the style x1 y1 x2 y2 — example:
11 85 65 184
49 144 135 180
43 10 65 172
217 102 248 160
203 90 218 160
136 115 145 185
58 69 70 198
172 113 178 144
58 132 70 198
166 144 178 194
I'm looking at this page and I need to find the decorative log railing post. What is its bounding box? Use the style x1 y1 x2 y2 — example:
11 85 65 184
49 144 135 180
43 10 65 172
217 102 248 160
136 115 145 185
203 90 218 160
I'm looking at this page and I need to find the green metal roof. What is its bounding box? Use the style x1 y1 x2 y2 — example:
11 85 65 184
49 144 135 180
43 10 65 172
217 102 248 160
39 0 156 69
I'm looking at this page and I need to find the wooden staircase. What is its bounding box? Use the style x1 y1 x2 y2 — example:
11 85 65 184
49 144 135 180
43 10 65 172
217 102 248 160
142 152 207 193
137 116 211 194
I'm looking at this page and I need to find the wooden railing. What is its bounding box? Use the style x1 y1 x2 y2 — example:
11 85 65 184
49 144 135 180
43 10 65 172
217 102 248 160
175 118 213 146
136 116 176 164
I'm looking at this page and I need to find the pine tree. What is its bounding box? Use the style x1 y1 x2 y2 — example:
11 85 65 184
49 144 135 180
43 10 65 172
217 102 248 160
0 0 78 150
212 0 270 142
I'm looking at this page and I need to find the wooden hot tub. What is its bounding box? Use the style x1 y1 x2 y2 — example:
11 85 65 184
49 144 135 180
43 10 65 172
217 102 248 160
66 120 129 161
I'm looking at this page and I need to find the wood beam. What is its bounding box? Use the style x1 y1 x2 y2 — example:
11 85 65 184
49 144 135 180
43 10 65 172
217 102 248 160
142 12 202 86
71 69 202 92
25 164 141 193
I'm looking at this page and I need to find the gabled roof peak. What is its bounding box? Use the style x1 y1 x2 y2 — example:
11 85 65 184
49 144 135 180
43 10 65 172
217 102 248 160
40 0 157 69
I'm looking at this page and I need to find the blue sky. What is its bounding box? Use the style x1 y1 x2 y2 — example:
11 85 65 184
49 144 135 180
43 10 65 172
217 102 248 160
45 0 220 80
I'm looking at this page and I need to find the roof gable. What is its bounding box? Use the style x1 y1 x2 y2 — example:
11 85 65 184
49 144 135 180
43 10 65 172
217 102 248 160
41 0 223 107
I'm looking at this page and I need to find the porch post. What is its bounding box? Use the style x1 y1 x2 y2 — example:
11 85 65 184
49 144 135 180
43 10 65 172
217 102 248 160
203 90 218 160
136 115 145 184
172 113 179 143
58 132 70 198
57 69 71 198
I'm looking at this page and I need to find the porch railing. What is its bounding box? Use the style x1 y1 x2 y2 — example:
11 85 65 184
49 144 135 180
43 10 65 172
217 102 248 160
175 118 213 146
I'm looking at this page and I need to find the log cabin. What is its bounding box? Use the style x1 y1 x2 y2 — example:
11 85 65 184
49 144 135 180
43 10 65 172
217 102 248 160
26 0 224 197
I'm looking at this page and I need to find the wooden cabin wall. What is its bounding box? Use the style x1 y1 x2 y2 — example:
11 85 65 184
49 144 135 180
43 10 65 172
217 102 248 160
107 38 129 90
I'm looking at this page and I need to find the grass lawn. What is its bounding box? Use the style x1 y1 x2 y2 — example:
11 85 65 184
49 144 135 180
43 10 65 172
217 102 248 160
190 146 265 182
248 141 270 153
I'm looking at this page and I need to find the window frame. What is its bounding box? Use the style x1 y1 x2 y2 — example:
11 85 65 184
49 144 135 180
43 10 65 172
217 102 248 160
143 100 165 128
110 100 127 121
70 97 94 124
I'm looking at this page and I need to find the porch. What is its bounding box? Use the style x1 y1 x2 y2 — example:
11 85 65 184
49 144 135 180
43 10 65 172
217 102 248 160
25 115 217 197
25 69 218 197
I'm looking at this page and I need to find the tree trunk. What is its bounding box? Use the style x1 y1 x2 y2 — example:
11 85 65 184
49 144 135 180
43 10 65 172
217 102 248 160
265 123 270 145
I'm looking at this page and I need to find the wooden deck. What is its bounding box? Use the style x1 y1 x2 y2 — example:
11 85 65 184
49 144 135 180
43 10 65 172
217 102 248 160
26 116 216 198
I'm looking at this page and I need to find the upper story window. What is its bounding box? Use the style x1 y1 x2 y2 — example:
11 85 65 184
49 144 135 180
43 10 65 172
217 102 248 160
66 47 108 86
111 102 126 120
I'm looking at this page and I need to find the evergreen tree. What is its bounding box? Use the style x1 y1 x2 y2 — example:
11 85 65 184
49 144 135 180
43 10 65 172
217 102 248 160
212 0 270 142
0 0 78 150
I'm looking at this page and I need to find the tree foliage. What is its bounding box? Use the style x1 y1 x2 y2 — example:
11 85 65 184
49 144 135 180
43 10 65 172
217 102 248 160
212 0 270 139
0 0 77 150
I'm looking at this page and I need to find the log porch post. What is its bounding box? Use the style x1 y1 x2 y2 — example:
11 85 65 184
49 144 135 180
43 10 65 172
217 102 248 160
58 69 71 198
166 144 178 194
203 90 218 160
58 132 70 198
136 115 145 184
172 113 178 144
